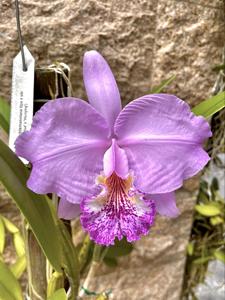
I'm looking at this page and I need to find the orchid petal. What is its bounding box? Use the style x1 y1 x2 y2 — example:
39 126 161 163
15 98 110 203
58 198 80 220
83 50 121 130
103 139 129 179
146 192 179 218
115 94 212 194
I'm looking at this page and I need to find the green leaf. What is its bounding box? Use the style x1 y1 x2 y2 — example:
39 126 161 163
10 255 26 279
58 222 79 300
47 272 64 298
0 217 5 254
103 257 118 267
200 180 208 191
0 140 62 271
198 191 210 202
95 293 111 300
0 97 10 135
193 256 213 265
106 238 133 258
214 250 225 264
195 204 221 217
210 216 224 226
192 92 225 118
2 216 19 234
0 260 23 300
212 64 225 71
150 75 176 94
48 289 67 300
0 283 16 300
187 242 194 256
13 232 25 257
210 177 219 192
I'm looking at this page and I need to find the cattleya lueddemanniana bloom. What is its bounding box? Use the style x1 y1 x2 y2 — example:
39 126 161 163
15 51 212 246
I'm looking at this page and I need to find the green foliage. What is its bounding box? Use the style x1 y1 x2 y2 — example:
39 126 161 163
192 256 213 265
13 232 25 257
150 75 176 93
192 92 225 118
0 216 27 279
10 255 26 279
2 216 19 233
212 64 225 71
0 217 5 254
78 235 92 273
0 260 23 300
211 177 219 191
78 236 134 274
95 293 111 300
183 178 225 299
187 242 194 256
0 97 10 135
210 216 224 226
103 257 118 267
195 204 221 217
0 283 16 300
58 222 80 300
105 238 133 258
98 238 134 268
47 288 67 300
47 272 64 298
213 250 225 264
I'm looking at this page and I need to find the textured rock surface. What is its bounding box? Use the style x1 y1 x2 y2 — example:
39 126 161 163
0 1 224 299
0 0 224 106
151 0 225 105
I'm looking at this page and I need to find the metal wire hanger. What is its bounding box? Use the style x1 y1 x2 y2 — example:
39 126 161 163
15 0 27 71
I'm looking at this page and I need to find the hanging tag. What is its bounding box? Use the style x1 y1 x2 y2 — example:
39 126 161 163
9 46 35 163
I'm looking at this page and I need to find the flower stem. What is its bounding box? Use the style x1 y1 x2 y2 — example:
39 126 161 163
93 244 103 262
78 244 108 298
78 235 92 273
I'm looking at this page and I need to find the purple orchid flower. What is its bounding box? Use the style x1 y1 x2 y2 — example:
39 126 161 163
15 50 212 246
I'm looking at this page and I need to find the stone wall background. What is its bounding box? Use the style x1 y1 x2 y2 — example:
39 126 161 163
0 1 224 299
0 0 224 106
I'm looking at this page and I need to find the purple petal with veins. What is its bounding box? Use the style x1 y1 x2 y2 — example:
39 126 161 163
115 94 212 194
15 98 110 203
83 50 121 131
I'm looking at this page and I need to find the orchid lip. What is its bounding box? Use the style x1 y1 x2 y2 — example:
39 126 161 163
80 172 156 246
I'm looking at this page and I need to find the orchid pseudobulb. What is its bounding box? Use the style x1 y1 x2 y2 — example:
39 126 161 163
15 51 212 246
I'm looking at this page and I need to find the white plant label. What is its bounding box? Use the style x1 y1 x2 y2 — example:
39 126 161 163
9 46 35 163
